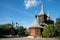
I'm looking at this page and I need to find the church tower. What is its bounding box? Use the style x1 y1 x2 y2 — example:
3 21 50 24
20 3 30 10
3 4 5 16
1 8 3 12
37 5 47 25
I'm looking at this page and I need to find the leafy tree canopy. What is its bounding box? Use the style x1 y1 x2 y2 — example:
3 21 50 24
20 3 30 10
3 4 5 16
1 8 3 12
42 24 55 37
0 23 12 28
55 17 60 35
17 26 26 36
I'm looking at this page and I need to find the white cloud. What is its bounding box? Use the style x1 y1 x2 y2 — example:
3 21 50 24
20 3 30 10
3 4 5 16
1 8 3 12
24 0 41 9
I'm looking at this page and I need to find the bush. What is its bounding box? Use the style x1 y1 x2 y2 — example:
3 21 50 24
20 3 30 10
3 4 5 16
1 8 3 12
17 26 26 36
55 18 60 35
42 24 55 37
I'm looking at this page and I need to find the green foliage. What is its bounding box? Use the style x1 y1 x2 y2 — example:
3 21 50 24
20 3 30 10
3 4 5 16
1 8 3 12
42 24 55 37
55 18 60 35
0 23 12 35
0 23 12 28
0 26 10 37
17 26 26 36
0 23 27 37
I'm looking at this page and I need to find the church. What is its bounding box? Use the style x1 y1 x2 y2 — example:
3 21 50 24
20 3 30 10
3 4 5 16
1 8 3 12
26 5 54 37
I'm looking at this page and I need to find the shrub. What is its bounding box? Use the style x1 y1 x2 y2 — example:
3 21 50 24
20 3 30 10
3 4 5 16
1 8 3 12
42 24 55 37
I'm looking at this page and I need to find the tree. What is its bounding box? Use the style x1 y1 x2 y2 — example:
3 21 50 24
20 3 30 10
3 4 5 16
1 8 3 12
0 24 12 28
0 23 13 37
0 24 12 35
17 26 26 36
42 24 55 37
55 18 60 35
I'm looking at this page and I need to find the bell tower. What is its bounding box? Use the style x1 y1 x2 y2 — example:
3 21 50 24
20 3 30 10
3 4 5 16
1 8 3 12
37 5 47 25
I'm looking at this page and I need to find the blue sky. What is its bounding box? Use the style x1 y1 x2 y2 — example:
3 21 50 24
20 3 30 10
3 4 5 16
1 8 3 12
0 0 60 28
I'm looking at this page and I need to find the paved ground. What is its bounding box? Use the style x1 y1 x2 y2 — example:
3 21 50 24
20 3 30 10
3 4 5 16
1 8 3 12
0 37 57 40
